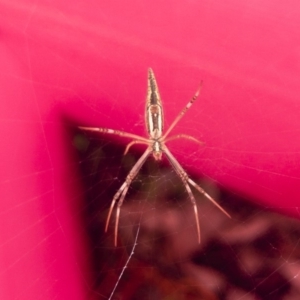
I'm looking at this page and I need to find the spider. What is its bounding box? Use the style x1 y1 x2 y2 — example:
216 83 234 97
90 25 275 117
79 68 231 246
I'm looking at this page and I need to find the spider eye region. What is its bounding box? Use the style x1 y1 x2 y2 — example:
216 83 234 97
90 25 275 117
152 141 163 160
153 151 162 161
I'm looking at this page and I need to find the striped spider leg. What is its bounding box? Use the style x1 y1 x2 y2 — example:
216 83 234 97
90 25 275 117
79 68 231 246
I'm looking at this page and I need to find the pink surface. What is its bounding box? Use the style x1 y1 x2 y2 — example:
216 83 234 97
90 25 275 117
1 0 300 299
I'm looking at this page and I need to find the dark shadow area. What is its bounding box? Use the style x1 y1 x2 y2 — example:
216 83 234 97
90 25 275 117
70 125 300 300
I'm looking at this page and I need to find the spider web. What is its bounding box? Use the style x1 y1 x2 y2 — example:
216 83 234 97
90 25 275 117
1 1 300 300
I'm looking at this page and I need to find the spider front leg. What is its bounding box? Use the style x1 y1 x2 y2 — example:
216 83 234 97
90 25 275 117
105 148 151 246
163 147 201 242
163 147 231 242
187 179 231 219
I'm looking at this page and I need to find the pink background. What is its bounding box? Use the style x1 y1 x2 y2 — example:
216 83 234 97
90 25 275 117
1 0 300 299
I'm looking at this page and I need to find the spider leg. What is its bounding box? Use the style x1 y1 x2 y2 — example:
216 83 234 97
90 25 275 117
181 182 201 243
164 134 205 146
163 147 201 243
187 179 231 219
79 126 149 143
105 148 151 246
162 81 203 139
164 147 231 242
114 185 129 246
124 140 150 155
105 182 127 232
